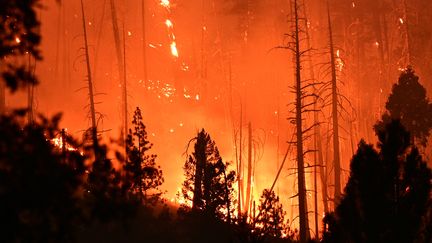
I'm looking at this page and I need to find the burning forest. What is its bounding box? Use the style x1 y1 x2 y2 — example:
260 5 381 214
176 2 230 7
1 0 432 242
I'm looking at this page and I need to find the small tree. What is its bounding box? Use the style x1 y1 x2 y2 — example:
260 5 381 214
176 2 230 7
324 120 432 243
254 189 288 241
181 129 236 222
123 107 163 205
375 67 432 146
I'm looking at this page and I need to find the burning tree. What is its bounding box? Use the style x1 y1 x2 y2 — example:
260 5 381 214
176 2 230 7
122 107 164 205
375 67 432 146
181 129 236 222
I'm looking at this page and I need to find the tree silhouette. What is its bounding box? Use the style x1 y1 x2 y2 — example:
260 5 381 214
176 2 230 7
0 111 85 242
375 67 432 146
123 107 164 205
181 129 236 221
84 139 136 222
0 0 41 91
254 189 288 241
324 120 432 243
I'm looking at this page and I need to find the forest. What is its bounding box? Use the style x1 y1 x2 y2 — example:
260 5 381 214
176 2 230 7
1 0 432 242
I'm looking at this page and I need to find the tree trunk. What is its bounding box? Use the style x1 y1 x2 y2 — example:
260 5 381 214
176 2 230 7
81 0 99 158
327 4 341 206
141 0 148 86
245 122 252 218
293 0 309 241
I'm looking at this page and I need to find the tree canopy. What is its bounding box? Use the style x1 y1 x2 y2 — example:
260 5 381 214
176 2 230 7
375 67 432 146
324 120 432 243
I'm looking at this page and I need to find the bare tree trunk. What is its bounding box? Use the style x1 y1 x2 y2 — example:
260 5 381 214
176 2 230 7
109 0 127 147
293 0 309 241
239 106 244 215
245 122 252 218
327 4 341 205
122 24 128 161
81 0 99 157
141 0 148 86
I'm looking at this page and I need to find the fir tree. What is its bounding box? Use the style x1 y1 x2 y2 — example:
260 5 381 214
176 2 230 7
181 129 236 221
123 107 164 205
324 120 432 243
375 67 432 146
254 189 288 241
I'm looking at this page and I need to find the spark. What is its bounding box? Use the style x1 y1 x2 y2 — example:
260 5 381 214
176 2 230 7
15 37 21 44
127 31 132 36
195 94 200 101
160 0 170 8
351 2 355 8
170 41 179 58
399 18 404 24
169 128 174 133
375 41 380 47
165 19 173 28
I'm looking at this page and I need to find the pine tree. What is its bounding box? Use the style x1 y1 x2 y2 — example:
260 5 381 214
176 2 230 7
254 189 288 241
323 120 432 243
181 129 236 221
375 67 432 146
123 107 163 205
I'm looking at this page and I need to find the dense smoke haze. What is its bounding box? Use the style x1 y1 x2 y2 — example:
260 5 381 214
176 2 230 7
4 0 432 233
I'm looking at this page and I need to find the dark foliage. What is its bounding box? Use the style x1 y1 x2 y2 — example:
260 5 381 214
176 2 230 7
375 67 432 146
0 110 85 242
0 0 42 91
122 107 164 205
324 120 432 243
180 129 236 221
254 189 292 242
84 143 136 223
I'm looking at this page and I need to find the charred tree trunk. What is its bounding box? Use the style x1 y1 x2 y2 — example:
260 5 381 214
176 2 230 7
293 0 309 241
327 5 341 205
122 25 128 161
301 0 327 234
245 122 252 218
192 134 205 210
109 0 127 147
81 0 99 158
141 0 148 86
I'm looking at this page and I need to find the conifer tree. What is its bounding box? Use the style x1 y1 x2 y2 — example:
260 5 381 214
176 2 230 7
375 67 432 146
123 107 163 205
324 120 432 243
254 189 288 241
181 129 236 221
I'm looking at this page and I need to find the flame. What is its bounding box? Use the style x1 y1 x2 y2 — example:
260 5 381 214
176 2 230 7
160 0 170 8
165 19 173 28
170 41 179 57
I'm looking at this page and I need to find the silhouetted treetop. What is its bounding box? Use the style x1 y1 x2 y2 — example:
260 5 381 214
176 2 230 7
375 67 432 146
122 107 164 205
180 129 235 222
324 120 432 243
